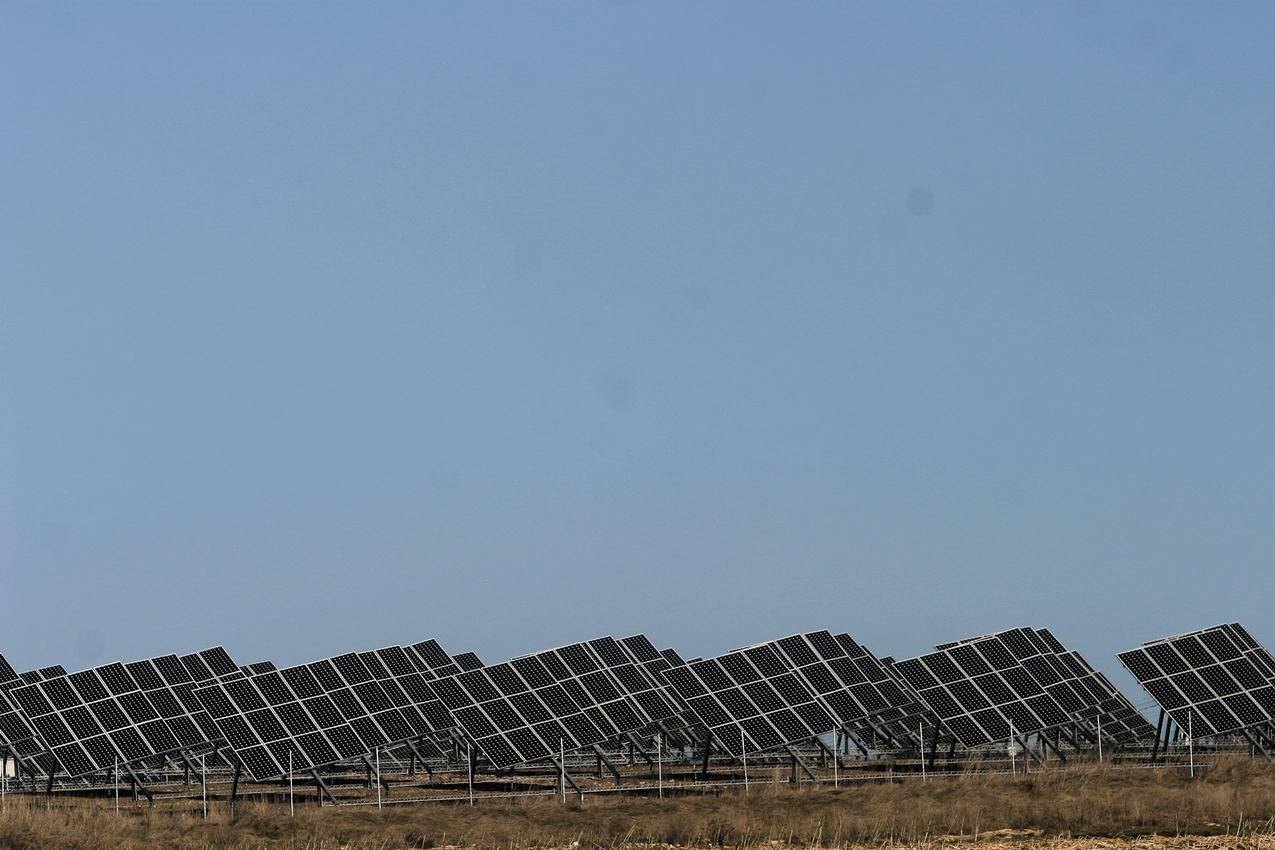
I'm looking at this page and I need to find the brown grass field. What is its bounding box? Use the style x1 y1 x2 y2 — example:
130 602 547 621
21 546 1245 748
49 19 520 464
5 758 1275 849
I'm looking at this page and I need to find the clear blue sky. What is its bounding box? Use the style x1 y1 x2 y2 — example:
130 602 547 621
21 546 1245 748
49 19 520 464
3 2 1274 701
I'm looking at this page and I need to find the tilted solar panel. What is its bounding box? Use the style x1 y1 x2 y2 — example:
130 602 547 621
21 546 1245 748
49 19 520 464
942 627 1152 745
407 640 462 677
0 691 56 773
660 648 687 668
894 636 1072 747
194 645 456 782
659 642 837 757
433 636 679 769
0 654 17 685
618 634 663 665
19 666 68 685
830 633 929 722
1118 623 1275 738
0 654 60 773
619 636 684 708
9 647 242 778
193 666 366 782
617 636 704 746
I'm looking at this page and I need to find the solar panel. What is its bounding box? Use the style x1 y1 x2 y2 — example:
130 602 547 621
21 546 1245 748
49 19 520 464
1068 658 1156 743
826 653 935 750
1118 623 1275 738
182 647 240 682
830 633 929 722
615 637 708 747
598 635 686 730
661 648 688 668
932 627 1132 738
406 640 464 677
0 654 59 773
193 645 455 782
9 647 242 778
1044 646 1153 742
619 637 683 704
0 696 54 772
155 650 249 756
1014 631 1104 722
758 632 904 732
432 637 679 769
454 652 484 671
241 661 277 675
894 636 1072 747
19 666 68 685
986 630 1114 723
618 634 664 666
658 642 837 757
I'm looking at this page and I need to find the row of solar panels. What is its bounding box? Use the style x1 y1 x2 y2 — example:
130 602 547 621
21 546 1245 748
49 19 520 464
0 623 1268 785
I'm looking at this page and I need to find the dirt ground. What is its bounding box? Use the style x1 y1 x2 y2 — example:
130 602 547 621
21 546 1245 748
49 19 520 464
4 758 1275 849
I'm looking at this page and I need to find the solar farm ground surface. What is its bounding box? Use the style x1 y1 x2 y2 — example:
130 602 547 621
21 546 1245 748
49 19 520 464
2 757 1275 850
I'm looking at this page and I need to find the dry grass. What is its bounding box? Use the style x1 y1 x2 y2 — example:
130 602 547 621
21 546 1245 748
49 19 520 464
4 759 1275 849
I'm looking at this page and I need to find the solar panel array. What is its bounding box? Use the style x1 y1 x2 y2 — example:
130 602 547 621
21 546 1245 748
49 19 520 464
834 653 927 749
939 628 1155 746
1016 630 1116 726
1118 623 1275 738
8 648 240 778
618 635 680 714
0 623 1178 784
614 638 707 747
830 633 928 723
1069 654 1157 743
432 636 679 769
193 646 457 782
658 639 838 757
895 631 1073 747
764 633 891 731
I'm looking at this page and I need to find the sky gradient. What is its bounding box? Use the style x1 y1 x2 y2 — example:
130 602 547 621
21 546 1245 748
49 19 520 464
3 2 1274 702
